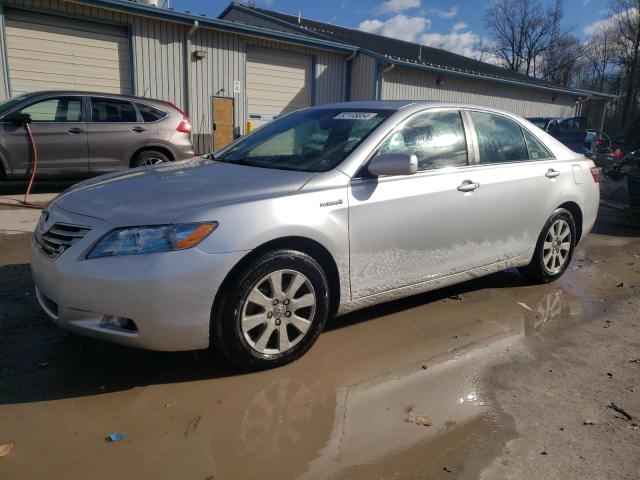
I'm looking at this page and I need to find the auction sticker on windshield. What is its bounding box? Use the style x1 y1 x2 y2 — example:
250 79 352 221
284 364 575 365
334 112 378 120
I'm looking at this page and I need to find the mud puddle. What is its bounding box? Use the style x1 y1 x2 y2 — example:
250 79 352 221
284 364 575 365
0 231 639 479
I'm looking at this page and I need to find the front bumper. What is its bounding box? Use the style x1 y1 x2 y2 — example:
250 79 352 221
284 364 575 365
30 204 246 351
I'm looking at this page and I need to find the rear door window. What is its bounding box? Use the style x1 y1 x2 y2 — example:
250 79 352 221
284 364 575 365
522 128 554 160
19 96 83 122
378 110 468 171
136 103 167 122
91 97 138 123
470 111 528 164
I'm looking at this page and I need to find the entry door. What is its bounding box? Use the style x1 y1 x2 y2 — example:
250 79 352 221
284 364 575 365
2 95 88 176
212 97 234 150
87 96 148 173
348 109 481 299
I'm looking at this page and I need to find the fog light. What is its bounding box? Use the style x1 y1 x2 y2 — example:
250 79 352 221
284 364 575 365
100 315 138 332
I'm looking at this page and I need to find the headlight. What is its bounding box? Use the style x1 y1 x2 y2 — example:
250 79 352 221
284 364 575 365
87 223 217 259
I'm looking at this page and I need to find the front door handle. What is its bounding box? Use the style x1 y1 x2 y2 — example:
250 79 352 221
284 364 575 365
66 127 86 134
131 126 146 132
545 169 561 178
457 180 480 192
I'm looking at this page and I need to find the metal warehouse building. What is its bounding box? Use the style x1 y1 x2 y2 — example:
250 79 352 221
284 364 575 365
0 0 613 154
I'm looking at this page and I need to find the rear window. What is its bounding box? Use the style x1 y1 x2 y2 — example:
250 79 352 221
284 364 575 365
136 103 168 122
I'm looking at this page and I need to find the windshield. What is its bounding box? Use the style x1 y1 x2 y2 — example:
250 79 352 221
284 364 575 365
216 108 392 172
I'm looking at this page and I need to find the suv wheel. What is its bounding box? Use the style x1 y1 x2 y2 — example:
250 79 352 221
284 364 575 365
132 150 170 167
212 249 329 370
519 208 576 284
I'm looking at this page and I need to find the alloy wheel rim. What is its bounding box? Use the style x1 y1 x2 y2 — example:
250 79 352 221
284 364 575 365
543 219 571 274
241 269 316 355
143 157 164 166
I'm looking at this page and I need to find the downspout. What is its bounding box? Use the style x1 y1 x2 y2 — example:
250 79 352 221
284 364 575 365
378 63 395 100
344 51 356 102
184 20 199 134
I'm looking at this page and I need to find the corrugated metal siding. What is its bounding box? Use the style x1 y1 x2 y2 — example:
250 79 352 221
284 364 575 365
381 67 578 118
189 30 347 153
0 0 185 109
350 54 376 101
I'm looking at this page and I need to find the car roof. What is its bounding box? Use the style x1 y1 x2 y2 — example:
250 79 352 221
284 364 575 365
11 90 173 107
315 100 523 118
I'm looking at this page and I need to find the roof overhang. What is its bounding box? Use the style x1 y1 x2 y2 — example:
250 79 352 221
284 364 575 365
221 3 616 101
61 0 357 54
364 50 616 100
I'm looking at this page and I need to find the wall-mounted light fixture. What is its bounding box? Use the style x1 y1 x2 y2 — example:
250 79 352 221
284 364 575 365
193 50 207 60
552 94 557 102
436 77 443 86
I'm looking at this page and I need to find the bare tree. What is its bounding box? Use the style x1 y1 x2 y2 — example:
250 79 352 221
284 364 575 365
610 0 640 130
483 0 558 75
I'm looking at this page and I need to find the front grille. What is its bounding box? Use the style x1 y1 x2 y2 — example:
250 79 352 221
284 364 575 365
34 222 91 259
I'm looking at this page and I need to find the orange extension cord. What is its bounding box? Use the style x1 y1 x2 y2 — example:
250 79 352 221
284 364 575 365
17 123 41 209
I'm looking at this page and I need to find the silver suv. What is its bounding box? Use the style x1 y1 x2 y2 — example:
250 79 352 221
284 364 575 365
0 91 194 179
31 101 600 369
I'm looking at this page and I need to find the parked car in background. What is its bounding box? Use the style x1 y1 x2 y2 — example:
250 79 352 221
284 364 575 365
527 116 592 153
527 116 562 131
0 91 194 179
31 101 600 369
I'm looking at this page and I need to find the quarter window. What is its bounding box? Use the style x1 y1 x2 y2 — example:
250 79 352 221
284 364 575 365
91 98 137 123
19 97 83 122
522 128 553 160
378 110 468 171
136 103 167 122
470 111 528 164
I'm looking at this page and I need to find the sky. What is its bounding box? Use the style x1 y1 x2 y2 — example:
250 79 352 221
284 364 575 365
169 0 614 58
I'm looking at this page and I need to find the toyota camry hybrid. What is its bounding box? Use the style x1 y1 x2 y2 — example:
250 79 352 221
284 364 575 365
31 101 600 369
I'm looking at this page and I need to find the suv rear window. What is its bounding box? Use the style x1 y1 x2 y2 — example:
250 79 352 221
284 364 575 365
136 103 167 122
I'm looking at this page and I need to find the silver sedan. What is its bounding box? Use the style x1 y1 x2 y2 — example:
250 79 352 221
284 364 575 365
31 101 600 369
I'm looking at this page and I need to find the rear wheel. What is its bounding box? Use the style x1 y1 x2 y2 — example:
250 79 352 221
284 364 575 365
211 249 329 370
519 208 576 284
132 150 170 167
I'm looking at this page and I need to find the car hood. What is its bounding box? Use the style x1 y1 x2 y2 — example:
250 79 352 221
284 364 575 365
54 158 315 225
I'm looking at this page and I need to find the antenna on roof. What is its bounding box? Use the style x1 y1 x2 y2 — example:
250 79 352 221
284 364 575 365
298 11 301 23
418 45 422 61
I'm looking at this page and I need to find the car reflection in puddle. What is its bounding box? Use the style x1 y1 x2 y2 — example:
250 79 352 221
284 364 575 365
218 286 580 480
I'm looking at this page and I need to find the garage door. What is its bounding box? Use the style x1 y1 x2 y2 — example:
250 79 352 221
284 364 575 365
5 9 131 95
246 47 312 128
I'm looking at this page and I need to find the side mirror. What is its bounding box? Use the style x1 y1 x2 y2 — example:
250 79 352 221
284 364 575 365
9 113 32 126
367 152 418 177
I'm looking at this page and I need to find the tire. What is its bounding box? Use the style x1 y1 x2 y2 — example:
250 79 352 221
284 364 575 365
519 208 576 284
211 249 330 370
132 150 171 167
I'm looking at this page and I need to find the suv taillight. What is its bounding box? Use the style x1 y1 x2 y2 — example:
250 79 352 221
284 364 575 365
177 117 191 133
590 166 602 183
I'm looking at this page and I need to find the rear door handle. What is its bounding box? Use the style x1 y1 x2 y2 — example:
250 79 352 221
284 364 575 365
131 126 146 132
66 127 86 134
545 169 561 178
457 180 480 192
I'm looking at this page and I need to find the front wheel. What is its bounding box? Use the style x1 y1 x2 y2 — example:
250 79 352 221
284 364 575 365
519 208 576 284
211 249 329 370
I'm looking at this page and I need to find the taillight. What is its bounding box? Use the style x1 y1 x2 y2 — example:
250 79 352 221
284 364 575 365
590 166 602 183
177 117 191 133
